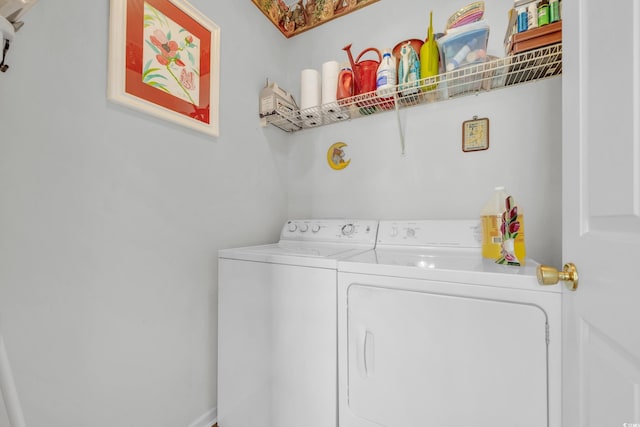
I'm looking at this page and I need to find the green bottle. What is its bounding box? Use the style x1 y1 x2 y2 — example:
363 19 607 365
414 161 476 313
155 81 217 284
419 11 439 92
538 0 550 26
549 0 560 23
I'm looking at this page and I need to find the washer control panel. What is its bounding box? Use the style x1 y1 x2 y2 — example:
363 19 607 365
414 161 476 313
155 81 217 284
281 219 379 244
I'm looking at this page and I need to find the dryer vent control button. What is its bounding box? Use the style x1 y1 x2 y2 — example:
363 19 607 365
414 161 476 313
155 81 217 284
341 224 354 236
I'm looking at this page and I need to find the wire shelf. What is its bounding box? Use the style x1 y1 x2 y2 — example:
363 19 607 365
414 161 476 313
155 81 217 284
264 43 562 132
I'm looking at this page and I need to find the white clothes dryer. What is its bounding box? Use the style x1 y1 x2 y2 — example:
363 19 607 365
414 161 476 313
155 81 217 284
337 220 561 427
218 219 378 427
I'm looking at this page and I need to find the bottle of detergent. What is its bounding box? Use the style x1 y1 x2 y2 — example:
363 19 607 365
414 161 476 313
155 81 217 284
376 49 396 97
419 11 439 91
481 186 526 265
375 49 396 109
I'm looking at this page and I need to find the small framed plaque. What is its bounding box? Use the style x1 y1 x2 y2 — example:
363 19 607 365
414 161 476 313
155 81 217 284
462 116 489 152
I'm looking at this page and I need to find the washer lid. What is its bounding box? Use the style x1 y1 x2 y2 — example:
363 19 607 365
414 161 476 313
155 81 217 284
219 219 379 268
219 241 376 268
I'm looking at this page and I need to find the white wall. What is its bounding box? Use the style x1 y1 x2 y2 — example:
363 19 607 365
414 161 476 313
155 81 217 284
0 1 289 426
284 0 562 266
0 0 563 426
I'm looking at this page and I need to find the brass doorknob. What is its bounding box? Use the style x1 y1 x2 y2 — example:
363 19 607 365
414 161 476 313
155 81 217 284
536 263 578 291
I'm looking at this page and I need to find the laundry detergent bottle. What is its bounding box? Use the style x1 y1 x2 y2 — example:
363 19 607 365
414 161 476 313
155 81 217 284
481 186 526 264
376 49 396 97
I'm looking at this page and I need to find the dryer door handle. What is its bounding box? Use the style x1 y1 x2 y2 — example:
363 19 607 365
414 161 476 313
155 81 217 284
363 330 374 377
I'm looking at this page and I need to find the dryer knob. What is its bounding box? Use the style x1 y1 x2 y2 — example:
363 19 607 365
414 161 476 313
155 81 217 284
311 224 321 233
341 224 354 236
288 223 298 232
407 228 416 238
300 224 309 232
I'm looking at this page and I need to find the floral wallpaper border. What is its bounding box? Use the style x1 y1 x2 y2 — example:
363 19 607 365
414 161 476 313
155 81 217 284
252 0 380 38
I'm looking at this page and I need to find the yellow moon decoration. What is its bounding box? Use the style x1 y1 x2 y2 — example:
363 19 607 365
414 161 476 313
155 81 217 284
327 142 351 170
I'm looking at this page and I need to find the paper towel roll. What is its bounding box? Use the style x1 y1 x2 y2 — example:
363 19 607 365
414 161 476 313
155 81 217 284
300 69 321 110
300 68 321 124
321 61 339 104
322 60 348 117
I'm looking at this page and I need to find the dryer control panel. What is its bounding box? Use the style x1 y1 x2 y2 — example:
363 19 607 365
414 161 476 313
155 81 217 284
281 219 379 244
377 220 481 248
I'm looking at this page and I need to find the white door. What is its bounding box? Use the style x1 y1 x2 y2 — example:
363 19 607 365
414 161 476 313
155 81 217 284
562 1 640 426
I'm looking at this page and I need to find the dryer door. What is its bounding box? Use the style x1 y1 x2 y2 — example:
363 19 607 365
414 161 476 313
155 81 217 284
345 283 549 427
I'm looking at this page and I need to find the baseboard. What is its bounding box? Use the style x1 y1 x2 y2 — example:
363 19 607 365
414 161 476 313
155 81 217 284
187 406 217 427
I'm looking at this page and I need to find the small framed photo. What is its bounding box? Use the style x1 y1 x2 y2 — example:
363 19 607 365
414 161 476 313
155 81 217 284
462 117 489 152
108 0 220 136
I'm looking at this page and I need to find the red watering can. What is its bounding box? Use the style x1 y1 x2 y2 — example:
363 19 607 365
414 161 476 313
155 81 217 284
343 44 381 106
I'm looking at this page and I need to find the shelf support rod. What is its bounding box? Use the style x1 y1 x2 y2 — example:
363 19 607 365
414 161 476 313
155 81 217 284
393 94 405 155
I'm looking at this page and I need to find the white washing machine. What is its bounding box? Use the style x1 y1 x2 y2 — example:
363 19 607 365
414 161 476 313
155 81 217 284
218 219 378 427
337 220 561 427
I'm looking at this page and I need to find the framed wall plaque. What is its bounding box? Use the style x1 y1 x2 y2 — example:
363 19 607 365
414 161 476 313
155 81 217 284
462 116 489 152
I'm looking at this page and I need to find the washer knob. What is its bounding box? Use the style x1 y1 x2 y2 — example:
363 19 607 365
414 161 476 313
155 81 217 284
341 224 354 236
311 224 321 233
407 228 416 238
288 223 298 232
300 224 309 232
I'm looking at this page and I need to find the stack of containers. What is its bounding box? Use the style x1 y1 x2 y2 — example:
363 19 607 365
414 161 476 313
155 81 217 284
436 20 490 97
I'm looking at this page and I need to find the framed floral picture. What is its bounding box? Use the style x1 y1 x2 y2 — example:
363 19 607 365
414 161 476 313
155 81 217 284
108 0 220 136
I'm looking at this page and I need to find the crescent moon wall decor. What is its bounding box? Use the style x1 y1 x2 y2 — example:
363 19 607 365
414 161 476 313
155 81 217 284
327 142 351 170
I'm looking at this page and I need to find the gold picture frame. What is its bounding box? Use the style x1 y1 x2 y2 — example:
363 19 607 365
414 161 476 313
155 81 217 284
462 116 489 152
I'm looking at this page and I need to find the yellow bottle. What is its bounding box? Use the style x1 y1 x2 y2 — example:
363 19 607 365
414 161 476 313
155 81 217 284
419 11 439 91
480 186 526 264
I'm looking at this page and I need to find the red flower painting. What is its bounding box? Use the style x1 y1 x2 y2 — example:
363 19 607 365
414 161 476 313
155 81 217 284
111 0 219 135
142 3 200 105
